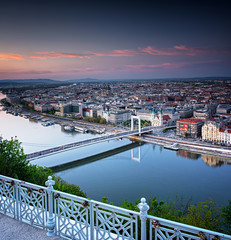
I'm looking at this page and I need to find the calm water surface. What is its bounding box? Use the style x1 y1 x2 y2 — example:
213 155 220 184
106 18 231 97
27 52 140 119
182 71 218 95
1 93 231 206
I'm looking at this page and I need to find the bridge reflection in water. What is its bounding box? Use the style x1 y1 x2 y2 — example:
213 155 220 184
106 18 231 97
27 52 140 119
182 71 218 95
51 142 143 173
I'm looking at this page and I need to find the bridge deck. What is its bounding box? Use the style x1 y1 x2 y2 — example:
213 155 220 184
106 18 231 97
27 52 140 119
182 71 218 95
26 127 153 160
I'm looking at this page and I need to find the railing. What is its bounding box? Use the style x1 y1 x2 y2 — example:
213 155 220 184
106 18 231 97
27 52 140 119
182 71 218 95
0 174 230 240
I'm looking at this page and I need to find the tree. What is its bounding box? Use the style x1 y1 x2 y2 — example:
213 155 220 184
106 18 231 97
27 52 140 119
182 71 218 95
99 118 106 124
0 136 87 197
222 200 231 234
0 137 29 179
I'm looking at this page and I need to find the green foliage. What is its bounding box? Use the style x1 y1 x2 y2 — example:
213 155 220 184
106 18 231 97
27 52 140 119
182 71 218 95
53 176 86 198
119 196 231 234
0 136 86 198
122 199 139 211
27 164 53 186
222 200 231 234
83 116 107 124
99 118 107 124
0 137 29 179
101 196 113 205
102 196 109 203
181 199 221 231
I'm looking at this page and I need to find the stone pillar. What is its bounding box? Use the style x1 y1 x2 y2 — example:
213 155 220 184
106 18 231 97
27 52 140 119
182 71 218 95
45 176 55 237
138 198 149 240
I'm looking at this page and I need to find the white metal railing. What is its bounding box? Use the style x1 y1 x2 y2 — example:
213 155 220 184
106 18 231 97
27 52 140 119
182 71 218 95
0 174 231 240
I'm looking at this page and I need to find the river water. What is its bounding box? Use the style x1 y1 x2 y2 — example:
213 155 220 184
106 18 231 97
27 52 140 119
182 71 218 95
0 93 231 206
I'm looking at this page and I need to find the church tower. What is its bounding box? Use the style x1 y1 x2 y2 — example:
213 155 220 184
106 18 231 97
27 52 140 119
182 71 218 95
151 108 163 127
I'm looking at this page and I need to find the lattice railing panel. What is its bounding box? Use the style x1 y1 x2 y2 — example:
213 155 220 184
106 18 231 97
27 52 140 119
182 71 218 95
94 204 138 240
0 179 16 217
149 217 224 240
18 185 47 228
1 175 231 240
55 195 89 240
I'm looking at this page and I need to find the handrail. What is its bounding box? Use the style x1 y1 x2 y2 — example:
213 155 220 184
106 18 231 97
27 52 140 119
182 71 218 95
1 174 230 240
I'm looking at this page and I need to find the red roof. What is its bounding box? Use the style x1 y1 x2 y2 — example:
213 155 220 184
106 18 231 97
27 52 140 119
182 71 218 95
219 128 226 132
163 115 171 121
178 118 204 124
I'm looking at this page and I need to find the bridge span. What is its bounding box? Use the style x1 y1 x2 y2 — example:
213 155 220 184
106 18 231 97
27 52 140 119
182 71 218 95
26 127 153 160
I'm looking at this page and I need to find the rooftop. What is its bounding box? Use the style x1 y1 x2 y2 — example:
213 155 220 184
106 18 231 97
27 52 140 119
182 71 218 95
178 118 204 123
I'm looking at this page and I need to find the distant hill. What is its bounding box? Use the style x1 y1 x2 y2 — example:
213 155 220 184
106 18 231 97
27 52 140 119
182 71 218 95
0 78 60 84
0 77 230 88
67 78 101 83
0 79 63 88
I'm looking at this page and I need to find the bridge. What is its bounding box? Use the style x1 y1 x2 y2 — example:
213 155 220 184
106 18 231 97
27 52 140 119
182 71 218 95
26 126 153 160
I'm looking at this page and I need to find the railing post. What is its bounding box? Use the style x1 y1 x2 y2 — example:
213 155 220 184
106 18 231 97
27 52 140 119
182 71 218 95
138 198 149 240
15 181 19 221
90 202 94 240
45 176 55 237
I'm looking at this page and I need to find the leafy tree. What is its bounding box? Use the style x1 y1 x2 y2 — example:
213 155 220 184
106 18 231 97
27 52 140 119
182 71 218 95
99 118 106 124
0 137 29 179
222 200 231 234
27 164 53 186
0 136 86 197
181 199 221 231
53 176 86 198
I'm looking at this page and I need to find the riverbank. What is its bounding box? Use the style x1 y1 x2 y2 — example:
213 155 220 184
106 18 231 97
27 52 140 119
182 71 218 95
129 134 231 162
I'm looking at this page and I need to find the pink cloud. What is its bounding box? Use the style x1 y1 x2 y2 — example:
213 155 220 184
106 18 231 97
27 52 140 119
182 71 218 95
174 45 217 55
0 53 24 60
140 45 221 56
125 60 223 71
30 52 88 59
86 49 142 57
30 56 47 59
140 46 180 56
28 45 229 61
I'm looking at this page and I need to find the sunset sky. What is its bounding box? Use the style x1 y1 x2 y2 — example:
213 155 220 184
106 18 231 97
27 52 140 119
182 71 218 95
0 0 230 80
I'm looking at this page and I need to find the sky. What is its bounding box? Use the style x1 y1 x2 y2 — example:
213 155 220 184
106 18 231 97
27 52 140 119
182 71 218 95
0 0 230 80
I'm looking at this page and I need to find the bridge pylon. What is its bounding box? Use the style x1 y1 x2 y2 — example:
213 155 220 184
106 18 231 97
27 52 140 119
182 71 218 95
131 115 141 136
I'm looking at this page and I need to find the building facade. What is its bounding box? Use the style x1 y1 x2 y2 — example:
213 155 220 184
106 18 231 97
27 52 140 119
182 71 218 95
177 118 204 138
219 128 231 145
202 121 220 142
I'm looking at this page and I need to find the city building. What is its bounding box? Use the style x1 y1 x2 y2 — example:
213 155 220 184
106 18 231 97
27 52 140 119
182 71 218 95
219 127 231 145
136 110 152 122
202 121 220 142
193 108 210 119
34 103 53 112
178 107 193 118
217 104 231 114
177 118 204 138
108 110 131 124
151 109 163 127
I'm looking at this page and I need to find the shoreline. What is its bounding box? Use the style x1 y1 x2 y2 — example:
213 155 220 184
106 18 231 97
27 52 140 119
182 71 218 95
129 135 231 162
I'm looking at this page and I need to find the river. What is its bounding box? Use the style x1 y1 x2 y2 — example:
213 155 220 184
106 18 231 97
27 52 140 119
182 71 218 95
0 92 231 206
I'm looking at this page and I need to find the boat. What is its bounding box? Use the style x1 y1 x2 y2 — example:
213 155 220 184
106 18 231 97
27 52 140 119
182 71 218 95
64 125 75 131
42 121 54 127
96 128 105 134
164 143 179 151
42 122 50 126
74 126 88 133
